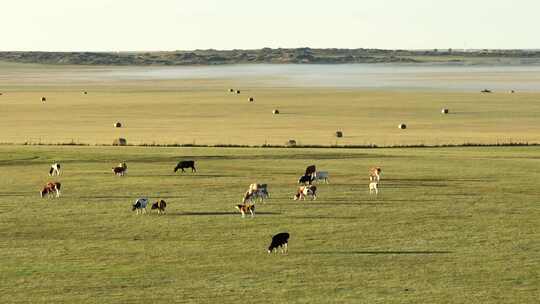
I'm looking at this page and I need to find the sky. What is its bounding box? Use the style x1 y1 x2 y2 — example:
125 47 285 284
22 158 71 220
1 0 537 51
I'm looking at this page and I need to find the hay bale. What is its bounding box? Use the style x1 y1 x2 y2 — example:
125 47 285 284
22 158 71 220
398 123 407 129
335 131 343 138
286 139 297 147
249 97 254 102
272 109 280 115
41 97 46 102
441 108 449 114
83 91 88 95
114 122 122 128
229 89 234 93
510 90 515 94
112 138 127 146
236 90 241 94
0 92 3 96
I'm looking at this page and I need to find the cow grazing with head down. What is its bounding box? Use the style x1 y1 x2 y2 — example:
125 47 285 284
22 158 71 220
132 198 149 214
235 203 255 218
243 184 269 203
293 185 317 200
268 232 290 254
41 182 61 198
174 160 196 173
151 200 167 214
49 163 61 176
112 166 126 176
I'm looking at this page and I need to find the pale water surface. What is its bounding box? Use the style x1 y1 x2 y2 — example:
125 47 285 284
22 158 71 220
4 63 540 91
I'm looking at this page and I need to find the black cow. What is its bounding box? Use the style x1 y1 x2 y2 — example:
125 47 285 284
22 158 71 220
268 232 290 254
298 175 314 185
305 165 316 177
174 160 196 173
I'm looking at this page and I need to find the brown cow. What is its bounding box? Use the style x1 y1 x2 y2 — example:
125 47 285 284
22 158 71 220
41 182 61 198
151 200 167 214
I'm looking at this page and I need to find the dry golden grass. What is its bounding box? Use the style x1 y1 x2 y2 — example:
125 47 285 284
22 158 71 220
1 88 539 146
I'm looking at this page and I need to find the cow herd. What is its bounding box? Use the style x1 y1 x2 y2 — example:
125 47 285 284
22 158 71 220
39 160 382 254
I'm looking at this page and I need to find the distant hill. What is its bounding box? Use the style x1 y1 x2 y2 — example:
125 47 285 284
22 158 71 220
1 48 540 66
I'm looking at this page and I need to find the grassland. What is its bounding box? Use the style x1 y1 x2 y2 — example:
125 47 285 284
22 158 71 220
1 62 540 146
0 61 539 303
0 145 538 303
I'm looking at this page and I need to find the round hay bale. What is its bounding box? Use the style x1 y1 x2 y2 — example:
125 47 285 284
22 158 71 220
0 92 3 96
286 139 297 147
83 91 88 95
398 123 407 129
335 131 343 138
41 97 46 102
112 138 127 146
272 109 280 115
249 97 254 102
236 90 241 94
510 90 515 94
229 89 234 93
441 108 449 114
114 122 122 128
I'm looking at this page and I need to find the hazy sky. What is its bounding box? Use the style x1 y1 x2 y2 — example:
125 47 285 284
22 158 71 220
1 0 537 51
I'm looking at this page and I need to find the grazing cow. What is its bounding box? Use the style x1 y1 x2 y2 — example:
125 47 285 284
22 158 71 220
112 166 126 176
369 181 379 195
305 165 316 177
151 200 167 214
235 203 255 218
298 175 314 185
242 188 269 204
49 163 61 176
132 198 149 215
174 160 196 173
293 185 317 200
313 171 329 184
244 183 269 203
268 232 290 254
118 162 127 171
41 182 61 198
369 167 382 182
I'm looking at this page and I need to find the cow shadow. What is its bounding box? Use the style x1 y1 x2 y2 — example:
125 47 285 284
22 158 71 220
309 250 452 255
293 215 361 220
0 192 30 197
302 202 389 206
168 211 281 216
78 195 185 199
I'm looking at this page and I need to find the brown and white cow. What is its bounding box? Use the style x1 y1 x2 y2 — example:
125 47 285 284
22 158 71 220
235 203 255 218
151 200 167 214
293 185 317 200
369 167 382 182
41 182 61 198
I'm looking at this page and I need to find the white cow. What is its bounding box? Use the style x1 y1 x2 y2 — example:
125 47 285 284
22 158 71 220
369 181 379 195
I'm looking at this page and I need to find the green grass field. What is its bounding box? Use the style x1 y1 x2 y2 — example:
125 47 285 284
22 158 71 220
1 145 538 303
1 62 539 303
